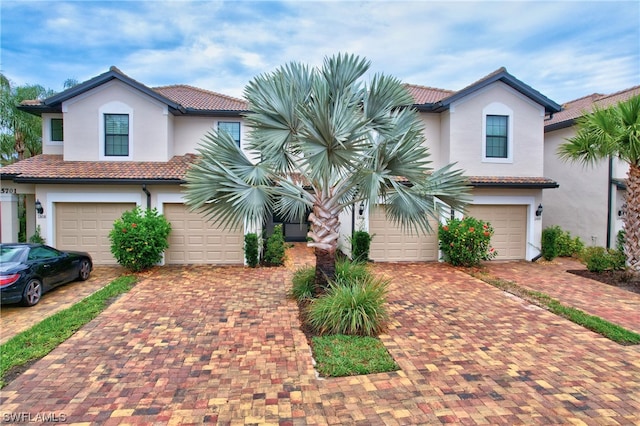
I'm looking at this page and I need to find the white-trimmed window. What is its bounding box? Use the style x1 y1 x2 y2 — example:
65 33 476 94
51 118 63 142
104 114 129 156
482 103 513 163
99 101 133 160
218 121 241 147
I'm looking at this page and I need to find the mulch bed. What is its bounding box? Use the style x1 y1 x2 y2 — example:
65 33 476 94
567 269 640 295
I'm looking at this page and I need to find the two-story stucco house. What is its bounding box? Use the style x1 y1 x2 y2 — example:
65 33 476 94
543 86 640 248
361 68 562 262
1 66 561 265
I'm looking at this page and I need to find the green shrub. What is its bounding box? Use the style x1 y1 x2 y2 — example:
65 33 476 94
351 230 372 263
609 249 627 271
439 216 497 267
109 207 171 272
306 274 389 336
541 226 562 260
581 246 627 272
28 225 45 244
264 224 285 266
556 231 585 257
244 233 259 267
289 266 315 302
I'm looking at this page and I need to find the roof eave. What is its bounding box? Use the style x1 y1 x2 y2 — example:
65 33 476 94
40 68 182 111
469 181 559 189
544 119 575 133
3 176 185 185
441 71 562 114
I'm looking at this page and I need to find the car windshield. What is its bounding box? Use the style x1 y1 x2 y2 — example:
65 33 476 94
0 246 27 263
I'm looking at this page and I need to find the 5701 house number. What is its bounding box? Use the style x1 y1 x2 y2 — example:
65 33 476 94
1 188 17 194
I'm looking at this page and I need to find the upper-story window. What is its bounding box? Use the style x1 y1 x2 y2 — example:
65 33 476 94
51 118 63 142
218 121 241 147
482 103 513 163
486 115 508 158
104 114 129 156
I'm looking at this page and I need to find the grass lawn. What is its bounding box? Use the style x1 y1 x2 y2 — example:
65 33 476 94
312 334 398 377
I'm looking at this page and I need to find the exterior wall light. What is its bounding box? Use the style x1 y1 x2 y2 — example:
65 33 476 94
535 204 543 217
358 202 365 216
35 199 44 215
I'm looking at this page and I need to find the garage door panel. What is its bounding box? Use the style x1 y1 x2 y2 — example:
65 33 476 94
164 203 243 265
369 206 438 262
56 202 136 265
467 205 527 260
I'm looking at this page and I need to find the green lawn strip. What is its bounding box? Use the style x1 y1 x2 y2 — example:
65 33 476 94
311 334 399 377
471 272 640 345
0 275 137 388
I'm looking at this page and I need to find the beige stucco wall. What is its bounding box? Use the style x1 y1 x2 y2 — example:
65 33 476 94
447 82 545 177
41 113 64 155
418 113 443 169
61 80 170 162
172 116 250 158
543 127 610 246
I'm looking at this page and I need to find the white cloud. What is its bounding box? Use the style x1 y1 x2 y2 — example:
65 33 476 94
1 0 638 101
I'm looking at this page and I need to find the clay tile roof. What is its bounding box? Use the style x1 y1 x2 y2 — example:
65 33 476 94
0 154 197 182
404 84 454 104
545 86 640 129
153 85 248 111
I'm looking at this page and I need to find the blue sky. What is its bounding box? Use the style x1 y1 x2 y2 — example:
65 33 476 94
1 0 638 103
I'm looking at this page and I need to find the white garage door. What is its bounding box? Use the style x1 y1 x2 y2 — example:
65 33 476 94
369 205 438 262
56 202 136 265
163 203 243 265
467 205 527 260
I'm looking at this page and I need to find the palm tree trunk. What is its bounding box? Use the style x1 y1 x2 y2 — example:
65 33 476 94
314 247 336 295
624 164 640 271
307 199 340 295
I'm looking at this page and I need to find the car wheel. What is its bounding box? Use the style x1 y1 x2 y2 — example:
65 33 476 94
78 259 91 281
22 279 42 307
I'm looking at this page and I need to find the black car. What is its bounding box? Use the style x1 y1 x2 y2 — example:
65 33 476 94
0 243 93 307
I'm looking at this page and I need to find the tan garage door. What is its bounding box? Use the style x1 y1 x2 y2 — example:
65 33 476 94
56 202 136 265
163 203 243 265
467 205 527 260
369 205 438 262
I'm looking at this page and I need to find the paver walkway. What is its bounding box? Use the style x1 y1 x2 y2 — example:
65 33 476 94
1 246 639 425
482 258 640 334
0 266 125 344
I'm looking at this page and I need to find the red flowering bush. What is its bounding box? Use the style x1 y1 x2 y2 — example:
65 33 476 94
109 207 171 272
438 216 497 266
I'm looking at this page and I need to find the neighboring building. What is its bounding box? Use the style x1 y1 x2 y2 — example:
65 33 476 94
1 66 562 265
543 86 639 249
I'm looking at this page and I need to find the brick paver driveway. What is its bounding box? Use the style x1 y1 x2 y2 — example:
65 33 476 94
1 248 639 425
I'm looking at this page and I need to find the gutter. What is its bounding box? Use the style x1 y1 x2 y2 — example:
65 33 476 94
142 184 151 210
606 157 613 248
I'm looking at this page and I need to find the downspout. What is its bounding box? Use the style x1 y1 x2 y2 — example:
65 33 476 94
142 184 151 210
606 157 613 248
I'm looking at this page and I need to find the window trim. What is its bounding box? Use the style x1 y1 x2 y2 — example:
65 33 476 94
99 101 133 161
104 114 130 157
482 103 513 163
217 121 241 147
50 118 64 142
44 115 64 145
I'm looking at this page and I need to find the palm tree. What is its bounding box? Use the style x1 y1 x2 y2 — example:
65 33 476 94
0 74 54 165
184 54 469 293
558 95 640 271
